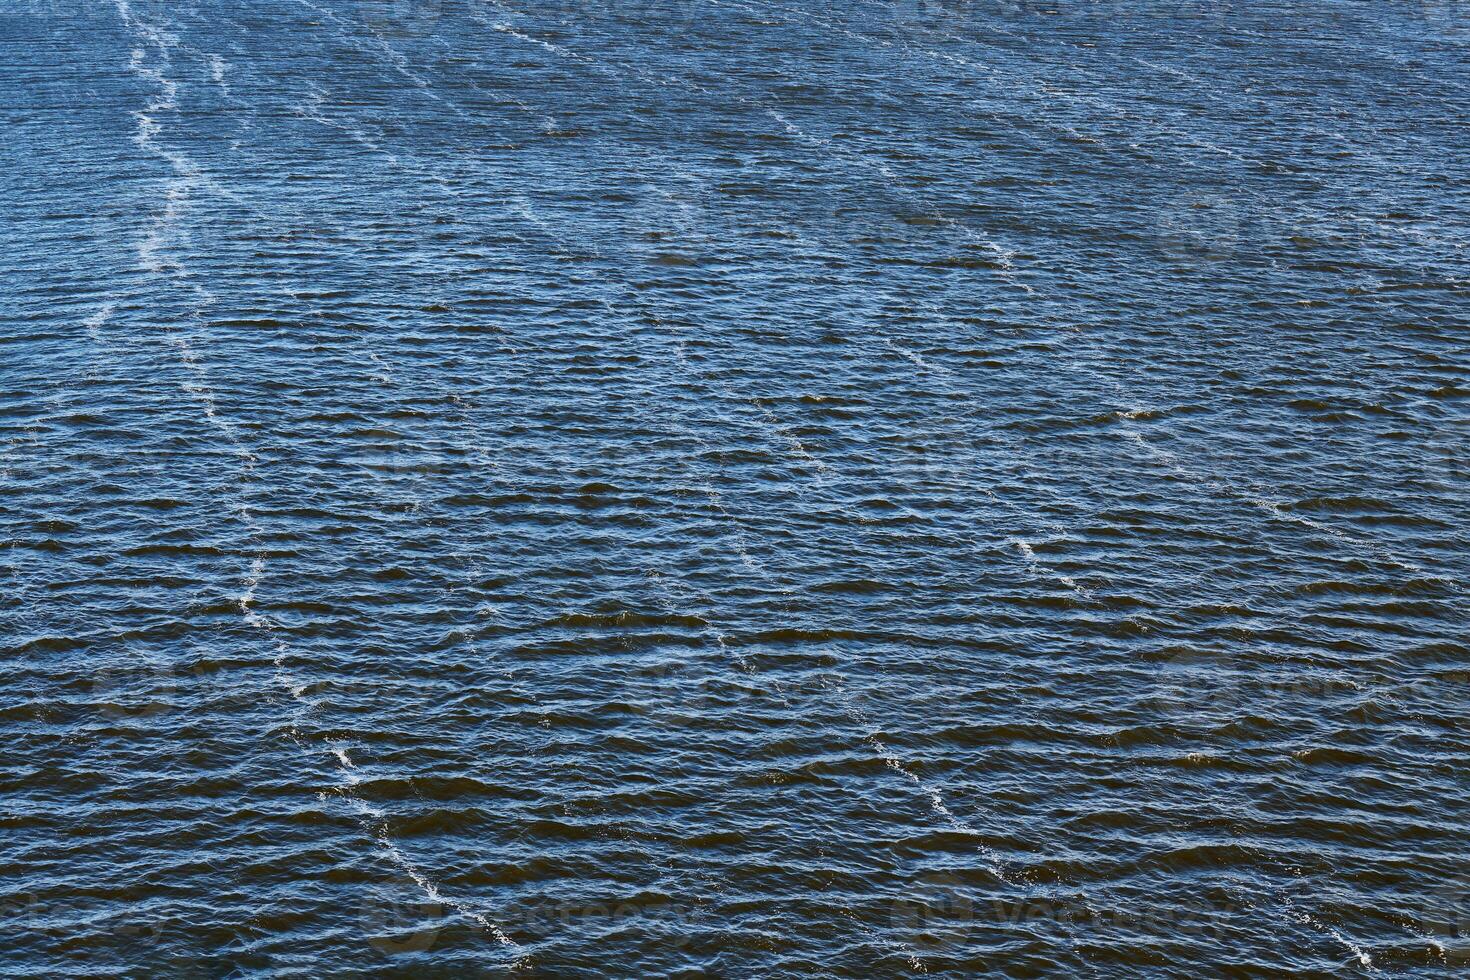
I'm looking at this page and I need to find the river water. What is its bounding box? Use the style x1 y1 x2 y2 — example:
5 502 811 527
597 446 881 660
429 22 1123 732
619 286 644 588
3 0 1468 975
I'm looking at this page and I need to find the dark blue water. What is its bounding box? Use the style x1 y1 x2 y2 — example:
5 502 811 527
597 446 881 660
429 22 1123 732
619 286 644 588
3 0 1468 975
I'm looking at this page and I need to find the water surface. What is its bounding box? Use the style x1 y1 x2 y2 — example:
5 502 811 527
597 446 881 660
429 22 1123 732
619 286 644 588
3 0 1468 975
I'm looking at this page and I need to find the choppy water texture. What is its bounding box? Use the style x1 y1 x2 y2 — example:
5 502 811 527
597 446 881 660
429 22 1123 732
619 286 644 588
3 0 1469 975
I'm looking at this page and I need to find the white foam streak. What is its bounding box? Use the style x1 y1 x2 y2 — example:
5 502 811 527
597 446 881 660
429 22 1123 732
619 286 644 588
83 303 116 344
1118 428 1438 580
112 1 519 957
